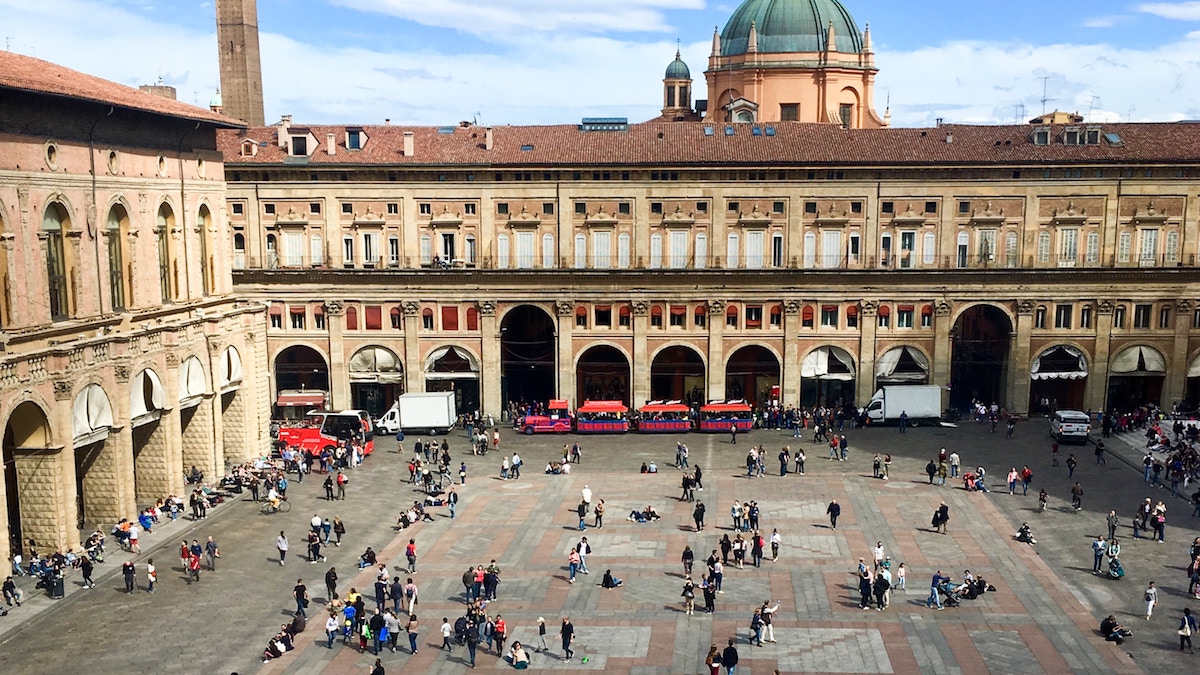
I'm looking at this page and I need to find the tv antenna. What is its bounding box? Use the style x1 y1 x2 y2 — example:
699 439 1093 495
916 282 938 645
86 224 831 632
1086 95 1100 120
1039 76 1055 115
1013 103 1026 124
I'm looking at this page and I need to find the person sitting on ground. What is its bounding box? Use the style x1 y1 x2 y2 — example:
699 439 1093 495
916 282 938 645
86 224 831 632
640 462 649 474
359 547 377 569
1100 615 1132 643
507 641 530 669
642 505 661 521
601 569 623 588
546 461 563 474
647 461 658 473
561 461 571 474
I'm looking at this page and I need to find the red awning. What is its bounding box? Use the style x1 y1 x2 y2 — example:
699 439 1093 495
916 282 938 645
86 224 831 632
578 400 628 413
548 399 571 410
701 402 752 413
640 403 690 414
276 390 327 407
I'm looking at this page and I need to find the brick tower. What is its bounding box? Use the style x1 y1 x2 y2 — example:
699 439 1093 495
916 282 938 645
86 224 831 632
215 0 265 126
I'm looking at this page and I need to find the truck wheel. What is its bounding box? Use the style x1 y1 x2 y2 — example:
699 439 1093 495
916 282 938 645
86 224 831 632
523 426 534 435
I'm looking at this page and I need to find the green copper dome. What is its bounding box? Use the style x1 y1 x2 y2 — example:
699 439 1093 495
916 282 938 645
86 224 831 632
721 0 863 56
665 52 691 79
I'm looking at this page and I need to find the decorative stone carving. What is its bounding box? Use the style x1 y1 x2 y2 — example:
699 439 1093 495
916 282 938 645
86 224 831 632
164 352 180 368
1177 299 1193 313
555 300 575 317
208 340 224 355
476 301 496 316
859 301 878 317
1016 299 1036 315
324 300 345 316
53 380 72 400
403 300 421 316
783 300 802 316
1096 300 1115 315
708 300 726 316
113 364 130 382
935 301 952 317
631 301 649 317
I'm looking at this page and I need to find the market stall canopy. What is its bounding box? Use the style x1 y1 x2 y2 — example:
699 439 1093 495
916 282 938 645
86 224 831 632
1110 345 1166 374
801 346 855 381
578 400 628 413
1031 345 1088 380
876 346 929 382
180 356 208 408
73 383 114 445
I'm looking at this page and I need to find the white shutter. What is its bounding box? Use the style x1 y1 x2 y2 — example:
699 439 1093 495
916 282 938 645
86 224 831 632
542 233 555 269
341 236 354 266
574 233 587 269
387 236 399 265
821 230 841 269
669 230 687 269
744 230 764 269
419 234 432 265
692 233 705 269
1117 232 1132 263
618 233 631 269
922 232 936 265
978 230 996 263
803 232 816 268
1140 229 1158 265
955 232 968 268
1059 228 1077 263
649 234 662 269
1166 230 1179 263
1085 232 1099 264
516 231 534 269
362 233 378 266
496 234 509 269
1037 232 1050 263
283 232 303 266
1006 231 1019 267
726 232 739 269
593 231 612 268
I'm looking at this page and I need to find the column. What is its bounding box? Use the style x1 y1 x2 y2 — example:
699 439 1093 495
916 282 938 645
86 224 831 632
402 300 424 396
931 300 953 412
631 302 650 406
325 301 350 410
856 301 879 404
1007 300 1035 414
1085 301 1114 411
52 380 81 552
782 300 801 405
1165 299 1193 406
478 302 500 418
159 353 185 498
707 300 726 401
555 300 575 402
206 339 226 474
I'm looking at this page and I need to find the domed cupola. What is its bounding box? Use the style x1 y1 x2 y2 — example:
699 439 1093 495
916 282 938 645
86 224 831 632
720 0 863 56
661 48 697 120
665 51 691 80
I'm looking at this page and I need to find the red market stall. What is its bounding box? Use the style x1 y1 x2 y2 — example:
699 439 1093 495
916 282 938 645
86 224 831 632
575 400 629 433
637 401 692 433
698 400 754 432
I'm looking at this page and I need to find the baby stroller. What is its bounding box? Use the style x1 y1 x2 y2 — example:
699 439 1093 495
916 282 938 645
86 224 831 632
1107 557 1125 580
936 580 961 607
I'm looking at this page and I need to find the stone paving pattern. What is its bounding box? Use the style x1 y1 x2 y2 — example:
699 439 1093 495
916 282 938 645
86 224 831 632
0 417 1196 674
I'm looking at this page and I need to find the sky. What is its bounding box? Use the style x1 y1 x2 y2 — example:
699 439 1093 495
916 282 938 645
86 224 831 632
4 0 1200 127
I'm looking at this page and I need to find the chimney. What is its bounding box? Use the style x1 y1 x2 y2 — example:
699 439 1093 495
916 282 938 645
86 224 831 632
384 118 391 125
945 132 954 144
278 114 292 148
485 127 494 151
935 117 943 127
139 82 177 100
327 133 337 155
403 131 414 157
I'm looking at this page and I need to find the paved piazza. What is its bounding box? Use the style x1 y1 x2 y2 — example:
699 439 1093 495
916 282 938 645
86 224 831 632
1 418 1195 674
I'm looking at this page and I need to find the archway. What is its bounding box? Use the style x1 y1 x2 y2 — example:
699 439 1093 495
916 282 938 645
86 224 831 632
130 368 170 503
1029 345 1088 413
725 345 780 406
178 356 214 481
949 305 1013 409
4 401 56 559
576 345 631 406
425 346 480 413
219 346 248 465
651 345 706 406
876 346 930 388
800 346 856 407
72 384 119 533
350 346 404 417
1108 345 1166 410
500 305 556 406
1186 354 1200 412
274 345 329 418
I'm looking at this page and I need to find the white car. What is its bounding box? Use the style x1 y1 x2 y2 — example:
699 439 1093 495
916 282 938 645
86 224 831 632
1050 410 1091 444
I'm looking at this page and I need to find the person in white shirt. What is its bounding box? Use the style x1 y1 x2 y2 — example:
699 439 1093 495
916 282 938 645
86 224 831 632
872 542 885 569
769 530 782 560
948 452 961 478
581 485 592 507
440 617 453 651
760 601 781 642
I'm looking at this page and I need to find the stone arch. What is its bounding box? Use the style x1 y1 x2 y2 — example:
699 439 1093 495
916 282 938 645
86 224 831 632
1029 343 1090 412
949 303 1014 409
424 344 481 414
178 355 215 482
725 342 782 406
500 304 557 406
800 345 857 406
575 342 632 406
349 345 404 417
1108 344 1167 410
3 400 61 564
875 345 931 386
71 383 122 531
650 343 707 405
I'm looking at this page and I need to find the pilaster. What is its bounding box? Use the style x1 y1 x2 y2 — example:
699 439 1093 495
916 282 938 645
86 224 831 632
1165 299 1193 406
1007 300 1035 413
325 300 350 410
632 301 650 406
402 300 424 398
555 300 575 403
707 300 726 401
782 300 801 405
857 301 879 403
931 301 953 410
478 302 500 417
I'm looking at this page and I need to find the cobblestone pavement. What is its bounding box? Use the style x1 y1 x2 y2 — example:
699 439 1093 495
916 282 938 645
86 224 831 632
1 416 1196 674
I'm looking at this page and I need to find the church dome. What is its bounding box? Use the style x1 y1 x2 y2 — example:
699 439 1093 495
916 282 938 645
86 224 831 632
720 0 863 56
665 51 691 79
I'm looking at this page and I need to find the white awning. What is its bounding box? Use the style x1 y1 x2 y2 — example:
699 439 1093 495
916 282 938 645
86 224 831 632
876 346 930 381
180 356 207 409
801 346 856 381
424 346 480 373
1189 356 1200 378
130 368 166 427
349 346 404 383
1031 345 1088 380
72 383 113 445
1110 345 1166 375
219 346 243 393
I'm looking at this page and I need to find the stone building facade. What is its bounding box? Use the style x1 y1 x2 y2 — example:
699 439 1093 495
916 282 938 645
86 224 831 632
0 53 269 566
221 116 1200 423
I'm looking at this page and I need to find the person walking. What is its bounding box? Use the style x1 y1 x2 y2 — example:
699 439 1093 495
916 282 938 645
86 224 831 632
681 577 696 615
1070 482 1083 511
1180 607 1197 653
927 570 948 610
325 613 340 649
405 613 419 654
721 638 739 675
730 422 738 445
770 529 781 561
333 517 345 546
935 502 950 535
693 502 706 531
146 558 157 594
325 566 339 601
1066 453 1078 478
294 578 309 618
80 556 95 589
447 487 458 519
594 499 605 529
577 501 588 531
560 616 575 661
122 560 136 593
827 500 841 529
567 548 581 583
405 539 418 573
277 531 289 565
1145 581 1158 620
440 616 453 652
576 538 591 574
536 616 549 653
205 536 220 571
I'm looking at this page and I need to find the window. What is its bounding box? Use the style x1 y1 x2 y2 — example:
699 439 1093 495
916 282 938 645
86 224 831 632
309 202 321 215
770 305 783 327
574 202 586 216
106 205 129 312
291 136 307 156
347 130 362 150
848 234 860 265
574 234 586 269
497 203 510 216
921 305 933 328
693 306 706 328
838 103 852 128
233 232 247 270
922 232 936 266
651 306 663 328
820 305 838 328
745 230 764 269
955 232 968 268
362 233 378 267
1133 303 1152 328
1055 304 1073 328
771 233 784 268
1085 232 1099 264
1034 306 1046 329
1160 306 1172 329
958 201 971 215
1033 127 1050 145
726 305 739 328
1117 232 1132 263
978 229 997 264
925 201 938 214
389 307 401 329
745 305 763 328
651 202 663 215
804 201 817 215
1194 308 1200 329
1037 232 1050 264
726 232 739 269
877 305 890 328
1114 305 1126 328
618 233 632 269
341 203 352 214
803 232 816 269
541 234 554 269
421 308 434 330
896 306 914 328
821 230 841 269
1140 229 1159 265
419 203 432 216
881 201 894 214
649 233 662 269
156 204 175 302
43 203 72 320
269 310 282 329
1166 230 1180 263
264 203 277 216
386 203 398 215
618 203 630 215
342 236 355 267
616 305 631 328
669 231 687 269
801 305 814 328
780 104 798 121
899 231 915 268
1080 305 1092 329
516 231 534 269
231 202 244 215
289 308 306 329
496 234 510 269
728 201 740 213
595 306 612 327
282 231 303 267
669 306 686 327
388 237 400 266
346 306 358 330
363 306 380 329
846 306 859 328
576 306 588 328
466 235 478 265
772 201 785 215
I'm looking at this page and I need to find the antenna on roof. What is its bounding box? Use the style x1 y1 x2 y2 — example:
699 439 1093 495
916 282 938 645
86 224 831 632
1086 95 1100 121
1039 76 1055 115
1013 103 1025 124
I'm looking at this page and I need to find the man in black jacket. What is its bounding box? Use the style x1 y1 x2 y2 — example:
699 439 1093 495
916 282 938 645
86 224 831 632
721 638 739 674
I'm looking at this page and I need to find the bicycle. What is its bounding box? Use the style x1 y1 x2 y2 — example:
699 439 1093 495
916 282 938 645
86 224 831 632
262 496 292 515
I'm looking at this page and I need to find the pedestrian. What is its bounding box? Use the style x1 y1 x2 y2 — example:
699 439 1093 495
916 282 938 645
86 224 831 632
731 500 742 531
1070 482 1083 511
948 451 960 478
730 422 738 445
122 560 136 593
1145 581 1158 620
560 616 575 661
447 487 458 519
326 566 339 601
577 501 588 531
827 500 841 529
575 538 592 574
682 545 695 576
1051 441 1060 467
336 470 349 499
333 517 345 546
325 613 340 649
1066 453 1078 478
896 563 906 591
294 578 309 617
1106 511 1119 540
406 613 419 654
277 531 289 565
441 616 453 651
926 459 937 484
80 556 95 589
205 536 220 571
567 548 581 583
466 619 480 666
535 616 549 652
405 539 417 573
721 638 739 675
1095 441 1106 465
927 570 947 610
494 614 508 655
770 529 781 561
795 449 805 475
899 411 908 432
146 558 157 594
1092 535 1106 574
858 570 872 609
1020 465 1032 495
1007 467 1019 494
128 523 140 554
1180 608 1197 653
594 499 605 528
694 502 706 531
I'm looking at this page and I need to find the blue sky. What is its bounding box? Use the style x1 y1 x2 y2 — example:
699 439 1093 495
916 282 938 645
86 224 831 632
5 0 1200 126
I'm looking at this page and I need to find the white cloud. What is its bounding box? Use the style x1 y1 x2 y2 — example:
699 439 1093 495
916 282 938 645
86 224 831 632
1081 15 1127 28
330 0 706 37
1138 1 1200 20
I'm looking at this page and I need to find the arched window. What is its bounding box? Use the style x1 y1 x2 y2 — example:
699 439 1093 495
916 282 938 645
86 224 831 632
106 204 130 312
649 234 663 269
726 232 739 269
921 304 934 327
496 234 509 269
726 304 739 328
769 304 783 327
422 307 434 330
198 204 213 296
1037 231 1051 264
575 305 588 328
465 234 477 265
466 306 479 330
156 203 176 302
233 232 247 269
618 233 632 268
266 233 278 268
541 233 555 269
574 233 587 269
650 305 663 328
389 306 401 329
803 231 816 268
693 232 707 269
43 202 72 320
345 306 358 330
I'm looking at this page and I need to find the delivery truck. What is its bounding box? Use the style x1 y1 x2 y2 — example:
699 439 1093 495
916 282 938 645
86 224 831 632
375 392 457 435
864 385 942 425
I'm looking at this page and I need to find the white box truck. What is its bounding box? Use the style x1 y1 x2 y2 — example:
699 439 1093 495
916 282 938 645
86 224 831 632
865 385 942 425
375 392 457 435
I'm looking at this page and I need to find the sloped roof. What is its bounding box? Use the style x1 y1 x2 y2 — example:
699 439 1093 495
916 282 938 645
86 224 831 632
0 51 242 127
219 121 1200 168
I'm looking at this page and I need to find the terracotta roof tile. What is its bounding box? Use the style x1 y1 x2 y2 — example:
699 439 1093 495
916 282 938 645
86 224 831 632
0 52 243 127
219 120 1200 168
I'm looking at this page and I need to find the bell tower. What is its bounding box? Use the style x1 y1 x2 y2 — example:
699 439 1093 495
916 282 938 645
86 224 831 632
216 0 265 126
